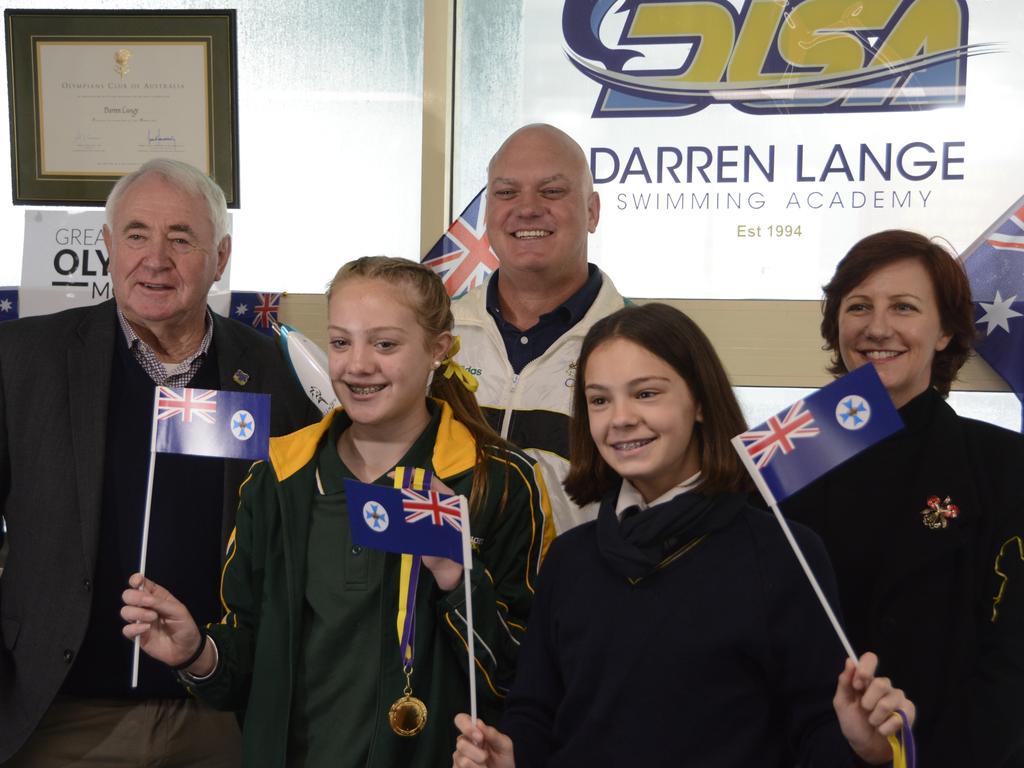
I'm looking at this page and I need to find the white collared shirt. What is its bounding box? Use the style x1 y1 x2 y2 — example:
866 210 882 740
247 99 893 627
614 472 703 521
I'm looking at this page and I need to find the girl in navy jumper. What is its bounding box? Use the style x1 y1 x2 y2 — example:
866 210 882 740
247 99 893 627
453 303 914 768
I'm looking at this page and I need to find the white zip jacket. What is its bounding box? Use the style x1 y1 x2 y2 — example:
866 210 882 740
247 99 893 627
452 269 625 534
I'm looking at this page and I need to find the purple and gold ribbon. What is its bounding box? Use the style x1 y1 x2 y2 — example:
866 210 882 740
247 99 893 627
394 467 434 669
886 708 916 768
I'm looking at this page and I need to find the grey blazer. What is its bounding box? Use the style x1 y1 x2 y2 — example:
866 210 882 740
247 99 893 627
0 299 319 762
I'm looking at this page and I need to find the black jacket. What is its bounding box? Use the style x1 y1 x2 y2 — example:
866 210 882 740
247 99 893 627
0 299 319 762
784 388 1024 768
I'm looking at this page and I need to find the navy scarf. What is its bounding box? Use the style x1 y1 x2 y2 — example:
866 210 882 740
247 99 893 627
596 482 746 581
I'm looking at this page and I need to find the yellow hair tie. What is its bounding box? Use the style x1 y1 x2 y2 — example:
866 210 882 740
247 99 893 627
440 336 479 393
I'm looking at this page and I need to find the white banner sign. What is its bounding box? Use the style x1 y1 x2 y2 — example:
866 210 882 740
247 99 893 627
520 0 1024 299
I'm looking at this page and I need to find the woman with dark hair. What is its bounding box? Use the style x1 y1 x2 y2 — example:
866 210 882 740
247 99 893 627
453 303 914 767
784 229 1024 766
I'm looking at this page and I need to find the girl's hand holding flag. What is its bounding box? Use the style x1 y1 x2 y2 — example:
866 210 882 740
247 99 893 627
452 714 513 768
422 554 465 592
834 652 916 765
120 573 215 678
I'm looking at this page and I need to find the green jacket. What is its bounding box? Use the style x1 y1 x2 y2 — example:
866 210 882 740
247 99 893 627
191 401 553 766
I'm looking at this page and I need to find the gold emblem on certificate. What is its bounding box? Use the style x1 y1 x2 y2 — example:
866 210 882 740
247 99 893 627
114 48 132 79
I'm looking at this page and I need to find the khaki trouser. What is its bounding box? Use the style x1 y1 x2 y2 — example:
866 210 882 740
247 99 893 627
4 695 242 767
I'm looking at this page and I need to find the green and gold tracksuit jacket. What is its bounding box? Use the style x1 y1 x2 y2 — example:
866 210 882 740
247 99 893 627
189 400 553 767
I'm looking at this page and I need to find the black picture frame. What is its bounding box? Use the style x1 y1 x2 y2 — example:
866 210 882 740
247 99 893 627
5 9 239 207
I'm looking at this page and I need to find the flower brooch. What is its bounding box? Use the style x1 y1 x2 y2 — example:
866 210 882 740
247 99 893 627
921 495 959 530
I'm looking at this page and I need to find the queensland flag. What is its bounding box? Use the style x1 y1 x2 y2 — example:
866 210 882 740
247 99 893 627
230 292 281 336
732 365 903 504
344 478 467 563
960 196 1024 416
421 187 500 298
0 288 18 322
153 387 270 460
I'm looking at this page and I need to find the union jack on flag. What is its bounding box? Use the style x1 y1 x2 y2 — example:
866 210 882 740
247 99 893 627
156 387 217 424
152 387 270 461
738 400 819 469
986 207 1024 251
229 292 282 336
422 188 500 298
731 365 902 504
402 488 464 532
251 293 281 329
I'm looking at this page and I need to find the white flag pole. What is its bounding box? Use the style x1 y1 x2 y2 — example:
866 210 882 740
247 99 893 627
131 387 162 688
459 495 477 723
731 436 857 662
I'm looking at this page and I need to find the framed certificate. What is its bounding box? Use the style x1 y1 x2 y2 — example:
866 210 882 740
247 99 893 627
5 10 239 206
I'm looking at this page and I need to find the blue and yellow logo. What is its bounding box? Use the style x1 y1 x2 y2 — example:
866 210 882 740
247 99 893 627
563 0 987 117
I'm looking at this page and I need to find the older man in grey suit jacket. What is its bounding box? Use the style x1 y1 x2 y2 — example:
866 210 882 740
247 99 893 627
0 159 319 766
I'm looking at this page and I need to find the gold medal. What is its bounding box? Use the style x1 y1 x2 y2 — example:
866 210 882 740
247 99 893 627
388 666 427 737
388 694 428 737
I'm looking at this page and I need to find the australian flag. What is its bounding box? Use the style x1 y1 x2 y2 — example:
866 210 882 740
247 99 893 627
153 387 270 461
0 288 18 323
230 292 281 336
344 478 467 563
422 187 500 298
960 196 1024 420
732 365 903 504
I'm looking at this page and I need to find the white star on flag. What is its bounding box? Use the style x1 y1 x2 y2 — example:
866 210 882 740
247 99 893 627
0 299 11 313
234 303 249 316
977 291 1022 335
